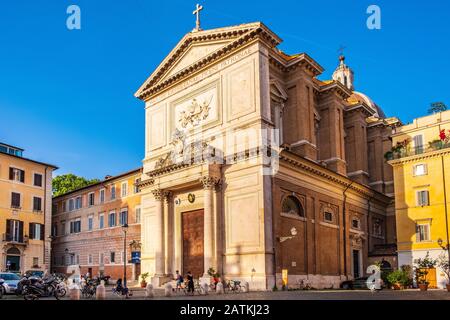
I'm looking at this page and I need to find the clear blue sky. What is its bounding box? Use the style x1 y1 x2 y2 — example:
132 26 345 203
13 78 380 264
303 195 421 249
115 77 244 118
1 0 449 179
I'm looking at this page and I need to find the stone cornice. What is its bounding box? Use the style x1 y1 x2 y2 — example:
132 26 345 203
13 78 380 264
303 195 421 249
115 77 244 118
314 81 352 100
268 52 324 76
279 150 392 204
136 23 281 101
344 102 374 118
136 178 155 190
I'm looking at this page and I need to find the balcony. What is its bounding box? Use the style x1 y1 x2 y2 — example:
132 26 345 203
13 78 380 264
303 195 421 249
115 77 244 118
386 142 450 161
2 234 28 246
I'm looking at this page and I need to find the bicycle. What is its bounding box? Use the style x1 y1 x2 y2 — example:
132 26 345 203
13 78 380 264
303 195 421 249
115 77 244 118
225 280 242 293
80 280 97 298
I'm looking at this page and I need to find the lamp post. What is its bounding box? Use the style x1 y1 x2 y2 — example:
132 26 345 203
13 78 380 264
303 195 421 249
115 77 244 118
122 223 129 289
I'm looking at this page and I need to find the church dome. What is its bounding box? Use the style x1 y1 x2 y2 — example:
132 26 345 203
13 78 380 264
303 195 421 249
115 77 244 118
332 55 387 119
351 92 386 118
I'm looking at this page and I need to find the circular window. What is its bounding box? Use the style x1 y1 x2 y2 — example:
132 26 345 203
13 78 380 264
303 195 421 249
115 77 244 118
282 196 305 217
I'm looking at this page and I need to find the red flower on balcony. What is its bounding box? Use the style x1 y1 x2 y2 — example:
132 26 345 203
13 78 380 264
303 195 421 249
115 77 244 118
440 129 447 141
439 129 450 144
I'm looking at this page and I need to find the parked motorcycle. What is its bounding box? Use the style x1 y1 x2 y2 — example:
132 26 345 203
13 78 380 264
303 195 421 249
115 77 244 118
17 275 64 300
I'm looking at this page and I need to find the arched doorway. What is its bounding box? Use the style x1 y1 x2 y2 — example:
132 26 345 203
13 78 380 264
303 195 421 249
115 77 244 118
6 247 21 272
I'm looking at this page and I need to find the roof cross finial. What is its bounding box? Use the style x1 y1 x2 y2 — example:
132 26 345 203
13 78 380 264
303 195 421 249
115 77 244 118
192 4 204 32
338 45 346 64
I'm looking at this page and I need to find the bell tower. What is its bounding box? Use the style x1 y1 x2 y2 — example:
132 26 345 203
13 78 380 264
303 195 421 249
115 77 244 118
332 55 354 91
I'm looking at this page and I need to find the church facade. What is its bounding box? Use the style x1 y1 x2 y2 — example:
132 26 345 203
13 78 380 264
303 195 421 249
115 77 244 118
135 21 400 289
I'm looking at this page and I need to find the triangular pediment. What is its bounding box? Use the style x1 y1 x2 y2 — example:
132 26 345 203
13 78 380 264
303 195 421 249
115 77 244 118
270 79 288 101
135 22 282 100
162 41 232 81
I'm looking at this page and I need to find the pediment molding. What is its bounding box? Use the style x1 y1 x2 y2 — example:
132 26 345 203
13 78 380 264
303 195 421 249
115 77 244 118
135 22 282 101
270 79 288 102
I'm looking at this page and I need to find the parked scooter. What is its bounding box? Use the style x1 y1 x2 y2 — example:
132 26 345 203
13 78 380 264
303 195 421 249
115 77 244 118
17 275 64 300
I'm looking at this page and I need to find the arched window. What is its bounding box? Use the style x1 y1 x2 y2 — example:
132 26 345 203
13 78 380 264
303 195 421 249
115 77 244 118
282 196 305 217
380 260 392 271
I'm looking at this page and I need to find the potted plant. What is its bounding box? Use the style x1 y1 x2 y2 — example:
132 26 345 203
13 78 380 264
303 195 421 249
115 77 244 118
415 253 437 291
384 151 394 161
429 139 443 150
400 265 414 289
387 270 405 290
140 272 149 288
437 253 450 292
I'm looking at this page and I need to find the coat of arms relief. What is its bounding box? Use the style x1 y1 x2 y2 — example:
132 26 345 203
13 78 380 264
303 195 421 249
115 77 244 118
178 95 213 128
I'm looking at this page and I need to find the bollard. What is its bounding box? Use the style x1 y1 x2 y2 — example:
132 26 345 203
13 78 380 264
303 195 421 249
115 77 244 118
69 282 80 300
202 282 209 295
216 282 224 295
164 282 173 297
243 281 250 293
96 280 106 300
146 283 154 299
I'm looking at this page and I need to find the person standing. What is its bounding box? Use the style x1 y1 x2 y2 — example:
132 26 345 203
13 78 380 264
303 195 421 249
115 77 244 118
186 271 194 295
175 270 184 290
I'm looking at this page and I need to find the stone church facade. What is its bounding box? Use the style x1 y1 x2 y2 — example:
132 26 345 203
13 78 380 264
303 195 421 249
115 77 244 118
134 22 400 289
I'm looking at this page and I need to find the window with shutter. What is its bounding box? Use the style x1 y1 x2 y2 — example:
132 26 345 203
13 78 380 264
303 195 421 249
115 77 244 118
29 223 35 239
18 221 24 243
414 135 424 154
417 190 430 206
11 192 21 208
33 197 42 211
34 173 43 187
6 219 12 241
40 224 45 240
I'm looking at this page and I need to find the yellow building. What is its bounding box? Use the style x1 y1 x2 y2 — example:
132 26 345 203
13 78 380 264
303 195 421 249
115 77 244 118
0 142 57 274
389 111 450 288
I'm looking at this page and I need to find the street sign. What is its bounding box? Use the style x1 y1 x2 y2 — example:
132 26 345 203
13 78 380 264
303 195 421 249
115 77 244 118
131 251 141 264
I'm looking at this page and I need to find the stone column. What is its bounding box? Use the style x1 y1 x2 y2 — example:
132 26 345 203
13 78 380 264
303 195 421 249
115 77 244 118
200 176 219 284
164 191 174 277
151 189 167 286
214 181 223 277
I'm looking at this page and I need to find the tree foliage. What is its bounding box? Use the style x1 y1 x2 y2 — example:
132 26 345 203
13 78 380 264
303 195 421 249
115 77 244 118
428 102 447 114
52 174 100 197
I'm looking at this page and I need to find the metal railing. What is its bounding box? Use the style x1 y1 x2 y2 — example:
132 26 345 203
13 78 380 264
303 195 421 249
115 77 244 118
387 142 450 160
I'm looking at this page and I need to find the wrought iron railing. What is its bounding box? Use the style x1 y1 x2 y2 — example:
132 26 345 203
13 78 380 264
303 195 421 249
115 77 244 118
386 142 450 160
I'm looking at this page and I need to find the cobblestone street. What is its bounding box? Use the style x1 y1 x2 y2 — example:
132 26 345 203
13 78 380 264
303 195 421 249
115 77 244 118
3 287 450 301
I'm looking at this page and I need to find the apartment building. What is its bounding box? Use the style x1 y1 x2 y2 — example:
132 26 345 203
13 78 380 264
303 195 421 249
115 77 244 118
389 110 450 288
0 142 57 273
51 168 142 280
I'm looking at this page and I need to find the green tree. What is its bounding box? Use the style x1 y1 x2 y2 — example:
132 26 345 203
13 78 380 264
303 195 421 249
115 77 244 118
52 174 100 197
428 102 447 114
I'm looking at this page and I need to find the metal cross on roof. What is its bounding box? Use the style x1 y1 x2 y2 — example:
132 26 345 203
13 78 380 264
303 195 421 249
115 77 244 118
338 45 346 56
193 4 204 32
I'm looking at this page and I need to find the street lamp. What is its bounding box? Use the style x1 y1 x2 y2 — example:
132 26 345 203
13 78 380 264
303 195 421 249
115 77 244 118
122 223 129 290
437 238 450 278
278 227 298 243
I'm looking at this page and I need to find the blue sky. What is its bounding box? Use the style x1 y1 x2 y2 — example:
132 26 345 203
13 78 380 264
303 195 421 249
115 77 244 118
1 0 449 179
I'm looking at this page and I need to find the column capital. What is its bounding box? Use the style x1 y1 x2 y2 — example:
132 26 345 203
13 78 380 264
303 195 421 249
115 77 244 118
163 191 173 203
151 189 164 201
200 176 220 190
